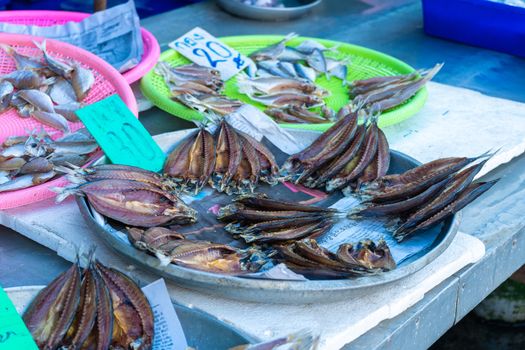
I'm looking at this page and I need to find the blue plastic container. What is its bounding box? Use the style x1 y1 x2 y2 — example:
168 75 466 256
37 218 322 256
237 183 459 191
422 0 525 58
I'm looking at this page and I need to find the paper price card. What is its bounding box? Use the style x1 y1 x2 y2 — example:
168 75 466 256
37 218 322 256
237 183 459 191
0 287 39 350
169 27 251 80
142 279 188 350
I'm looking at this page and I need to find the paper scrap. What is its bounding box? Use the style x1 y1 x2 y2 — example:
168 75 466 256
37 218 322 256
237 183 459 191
142 279 188 350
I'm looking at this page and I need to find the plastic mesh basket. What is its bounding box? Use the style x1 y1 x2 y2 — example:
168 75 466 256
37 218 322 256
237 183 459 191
141 35 428 131
0 10 160 84
0 33 137 210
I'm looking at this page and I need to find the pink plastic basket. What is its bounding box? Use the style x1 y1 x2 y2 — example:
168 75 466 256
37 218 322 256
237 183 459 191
0 33 137 210
0 10 160 84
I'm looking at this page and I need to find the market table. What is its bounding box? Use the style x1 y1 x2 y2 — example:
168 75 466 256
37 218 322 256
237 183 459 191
1 0 525 349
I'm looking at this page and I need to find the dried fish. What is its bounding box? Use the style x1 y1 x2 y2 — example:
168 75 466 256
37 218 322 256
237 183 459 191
2 70 44 89
56 178 197 227
49 77 78 104
70 63 95 101
95 262 154 349
31 110 70 133
23 262 81 349
250 33 298 62
0 171 56 192
17 89 55 113
33 40 74 78
293 62 317 82
0 44 46 71
54 102 83 122
247 92 324 108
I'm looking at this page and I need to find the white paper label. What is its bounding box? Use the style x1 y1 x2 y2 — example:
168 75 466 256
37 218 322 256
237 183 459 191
169 27 250 80
142 279 188 350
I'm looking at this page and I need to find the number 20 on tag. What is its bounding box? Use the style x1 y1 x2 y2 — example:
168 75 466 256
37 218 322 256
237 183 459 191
169 27 251 80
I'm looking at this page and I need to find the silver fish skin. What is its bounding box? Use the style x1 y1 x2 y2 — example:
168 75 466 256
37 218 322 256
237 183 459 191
50 141 98 155
0 44 46 70
17 89 55 113
49 77 78 104
238 76 314 95
294 39 334 54
250 32 298 61
0 144 25 158
48 153 88 167
0 81 14 99
257 60 290 78
2 70 43 89
293 63 317 82
54 102 83 122
248 92 324 108
19 157 54 174
0 174 9 184
31 111 70 133
0 157 26 171
56 128 91 142
0 171 55 193
70 63 94 101
306 49 327 74
3 135 28 147
277 61 298 78
33 40 73 78
278 47 306 62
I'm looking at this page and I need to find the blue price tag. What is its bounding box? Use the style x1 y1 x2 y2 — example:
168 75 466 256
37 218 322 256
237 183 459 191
169 27 251 80
76 95 166 172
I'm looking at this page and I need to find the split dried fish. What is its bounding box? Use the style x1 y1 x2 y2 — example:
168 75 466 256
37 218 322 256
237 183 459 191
164 127 216 194
24 257 154 350
218 194 338 244
351 154 497 242
349 63 443 113
56 177 197 227
127 227 269 274
275 238 395 278
250 32 298 62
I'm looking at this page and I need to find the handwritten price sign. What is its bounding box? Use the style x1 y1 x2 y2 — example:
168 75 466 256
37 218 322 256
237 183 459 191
169 27 251 80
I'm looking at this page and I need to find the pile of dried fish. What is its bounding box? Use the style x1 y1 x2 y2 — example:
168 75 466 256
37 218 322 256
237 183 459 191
218 194 338 243
155 61 243 115
0 128 97 193
164 120 279 194
23 258 154 350
0 41 94 131
127 227 270 274
349 63 442 114
248 33 347 83
275 238 396 278
282 107 390 192
265 105 335 124
55 164 197 227
353 154 497 242
238 75 328 110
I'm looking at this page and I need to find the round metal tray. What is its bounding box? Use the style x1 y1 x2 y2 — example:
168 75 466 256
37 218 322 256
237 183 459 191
217 0 323 21
6 286 256 349
76 129 460 304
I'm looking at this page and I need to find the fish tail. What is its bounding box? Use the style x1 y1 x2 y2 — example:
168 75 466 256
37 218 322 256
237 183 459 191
50 183 83 202
283 32 298 42
32 39 47 54
0 43 13 55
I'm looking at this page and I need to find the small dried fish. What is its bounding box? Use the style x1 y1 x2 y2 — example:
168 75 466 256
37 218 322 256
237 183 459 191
70 63 95 101
0 171 56 192
31 111 70 133
17 89 55 113
250 32 298 62
33 40 74 78
247 92 324 108
0 44 46 70
2 70 44 89
49 77 78 104
54 102 83 122
306 49 327 74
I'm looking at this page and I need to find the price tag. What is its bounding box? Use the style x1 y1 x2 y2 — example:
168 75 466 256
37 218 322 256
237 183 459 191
169 27 251 80
76 95 166 172
0 287 39 350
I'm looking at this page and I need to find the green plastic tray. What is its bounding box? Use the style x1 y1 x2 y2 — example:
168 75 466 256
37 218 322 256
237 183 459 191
140 35 428 131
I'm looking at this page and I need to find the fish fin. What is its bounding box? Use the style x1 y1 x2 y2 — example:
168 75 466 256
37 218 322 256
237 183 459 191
283 32 298 42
